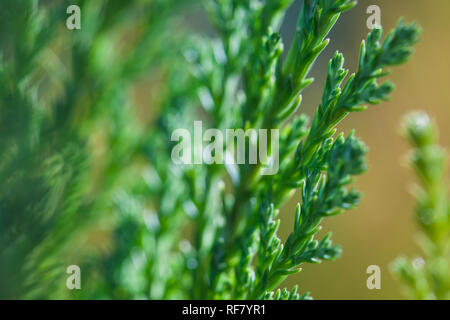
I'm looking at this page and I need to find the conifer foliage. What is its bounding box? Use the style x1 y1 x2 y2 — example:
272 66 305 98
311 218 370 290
0 0 420 299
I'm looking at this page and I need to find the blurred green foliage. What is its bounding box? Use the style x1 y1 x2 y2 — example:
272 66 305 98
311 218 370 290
0 0 196 299
392 112 450 299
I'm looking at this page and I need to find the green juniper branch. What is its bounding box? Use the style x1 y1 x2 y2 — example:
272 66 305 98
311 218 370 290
274 20 420 205
250 132 367 299
184 0 420 299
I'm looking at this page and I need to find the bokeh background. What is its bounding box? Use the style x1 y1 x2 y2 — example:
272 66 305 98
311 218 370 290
272 0 450 299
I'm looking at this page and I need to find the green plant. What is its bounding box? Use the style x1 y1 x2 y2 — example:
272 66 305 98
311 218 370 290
392 112 450 300
156 0 420 299
0 0 420 300
0 0 195 299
